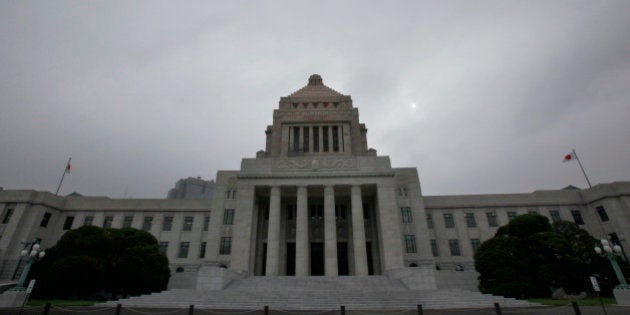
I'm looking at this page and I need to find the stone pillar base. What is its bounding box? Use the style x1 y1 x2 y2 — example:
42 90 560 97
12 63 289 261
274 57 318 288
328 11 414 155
196 263 247 290
385 266 437 290
0 288 27 308
613 285 630 306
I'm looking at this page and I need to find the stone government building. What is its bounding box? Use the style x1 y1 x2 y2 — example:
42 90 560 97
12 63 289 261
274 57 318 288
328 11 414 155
1 75 629 293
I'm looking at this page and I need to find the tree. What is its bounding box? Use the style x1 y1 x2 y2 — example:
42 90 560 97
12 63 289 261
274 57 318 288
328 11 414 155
30 226 170 299
474 214 624 298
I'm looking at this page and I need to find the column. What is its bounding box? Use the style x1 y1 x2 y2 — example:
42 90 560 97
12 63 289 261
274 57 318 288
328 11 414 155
295 186 309 276
299 126 304 153
324 185 338 276
266 186 281 276
351 185 368 275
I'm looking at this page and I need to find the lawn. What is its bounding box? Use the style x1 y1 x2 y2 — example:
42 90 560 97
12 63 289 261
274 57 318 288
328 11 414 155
528 297 617 306
27 299 99 306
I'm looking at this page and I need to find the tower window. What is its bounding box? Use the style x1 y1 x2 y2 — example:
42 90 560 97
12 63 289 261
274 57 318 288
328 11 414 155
293 127 300 153
332 126 339 152
323 126 329 152
303 127 309 153
313 126 319 152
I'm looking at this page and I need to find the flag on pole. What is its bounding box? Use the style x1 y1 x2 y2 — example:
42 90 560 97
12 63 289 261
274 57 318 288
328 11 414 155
66 161 71 174
563 152 576 162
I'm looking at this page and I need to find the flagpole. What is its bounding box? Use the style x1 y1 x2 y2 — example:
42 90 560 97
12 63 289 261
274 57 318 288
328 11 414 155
572 149 592 188
55 157 71 195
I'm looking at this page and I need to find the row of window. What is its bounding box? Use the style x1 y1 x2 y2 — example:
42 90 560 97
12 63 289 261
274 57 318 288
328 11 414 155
159 237 233 259
289 125 344 153
160 241 208 259
403 236 481 257
53 214 211 231
423 207 610 229
259 205 362 221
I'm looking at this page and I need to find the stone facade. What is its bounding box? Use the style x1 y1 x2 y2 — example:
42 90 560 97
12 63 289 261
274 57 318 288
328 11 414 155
0 75 629 293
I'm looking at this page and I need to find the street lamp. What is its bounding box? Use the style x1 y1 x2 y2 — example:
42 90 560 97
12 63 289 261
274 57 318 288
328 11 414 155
15 241 46 289
594 239 629 289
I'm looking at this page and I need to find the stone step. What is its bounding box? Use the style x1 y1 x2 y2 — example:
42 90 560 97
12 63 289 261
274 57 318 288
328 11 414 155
98 276 538 310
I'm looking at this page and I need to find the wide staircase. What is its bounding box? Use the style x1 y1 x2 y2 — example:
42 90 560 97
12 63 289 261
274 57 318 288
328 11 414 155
102 276 539 310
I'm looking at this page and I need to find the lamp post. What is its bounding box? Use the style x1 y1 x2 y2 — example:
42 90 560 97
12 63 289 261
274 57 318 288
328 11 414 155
15 241 46 289
594 238 630 306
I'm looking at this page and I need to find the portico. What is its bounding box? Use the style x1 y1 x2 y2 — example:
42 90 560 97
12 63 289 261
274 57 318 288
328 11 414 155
250 183 382 277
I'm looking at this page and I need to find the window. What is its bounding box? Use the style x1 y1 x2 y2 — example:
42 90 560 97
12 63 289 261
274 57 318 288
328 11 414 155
287 205 296 220
401 207 412 223
225 190 236 199
293 126 300 152
303 126 309 153
203 216 210 231
507 211 517 221
322 126 329 152
83 216 94 226
443 213 455 228
596 206 609 222
471 239 481 254
199 242 207 258
332 126 339 152
40 212 52 227
448 239 461 256
183 216 194 231
404 235 417 253
486 212 498 227
220 237 232 255
310 205 323 219
571 210 584 225
142 216 153 231
313 126 319 152
159 241 168 254
163 216 173 231
549 210 561 223
63 216 74 230
398 186 408 197
465 213 477 228
223 209 234 225
426 214 434 229
335 205 346 220
528 210 538 215
178 242 190 258
430 239 439 256
123 216 133 228
103 216 113 228
2 208 14 224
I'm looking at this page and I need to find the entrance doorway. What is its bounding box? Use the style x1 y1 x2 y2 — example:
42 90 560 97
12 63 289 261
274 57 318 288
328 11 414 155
286 243 296 276
310 242 324 275
337 242 349 275
366 241 374 275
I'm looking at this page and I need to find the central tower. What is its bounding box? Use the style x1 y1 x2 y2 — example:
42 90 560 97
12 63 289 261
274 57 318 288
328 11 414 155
265 74 369 157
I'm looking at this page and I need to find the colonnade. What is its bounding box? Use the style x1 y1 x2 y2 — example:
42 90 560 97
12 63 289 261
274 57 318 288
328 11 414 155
264 185 368 276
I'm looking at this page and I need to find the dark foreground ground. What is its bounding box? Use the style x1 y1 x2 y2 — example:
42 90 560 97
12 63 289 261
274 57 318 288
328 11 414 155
1 305 627 315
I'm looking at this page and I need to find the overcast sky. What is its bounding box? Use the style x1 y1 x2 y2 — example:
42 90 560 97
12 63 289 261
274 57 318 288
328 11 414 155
1 1 629 198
